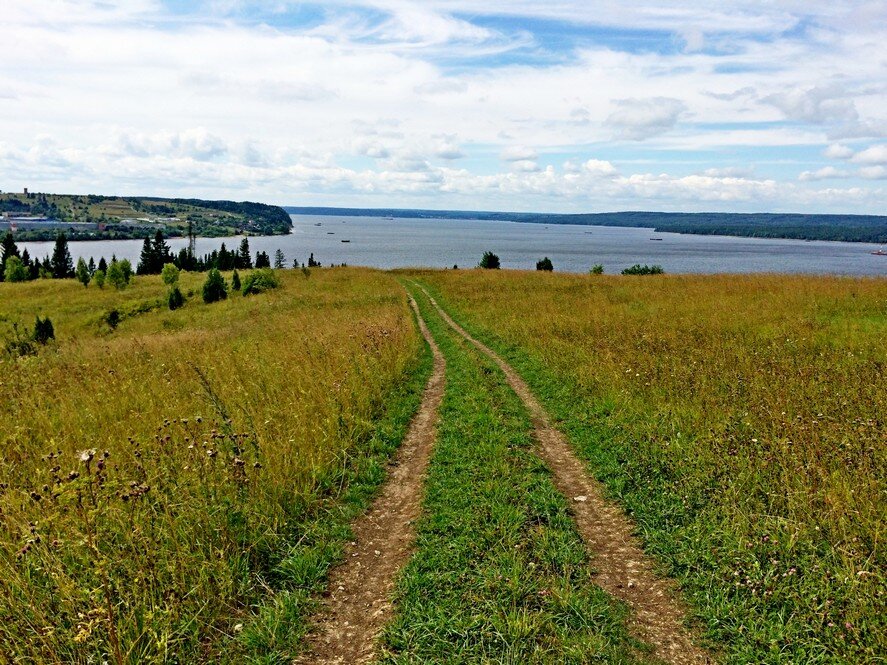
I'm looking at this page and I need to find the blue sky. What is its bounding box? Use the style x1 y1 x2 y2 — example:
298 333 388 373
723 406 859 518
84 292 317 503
1 0 886 213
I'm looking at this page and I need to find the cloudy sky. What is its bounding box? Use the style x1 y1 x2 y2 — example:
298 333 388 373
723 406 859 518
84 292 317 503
2 1 887 213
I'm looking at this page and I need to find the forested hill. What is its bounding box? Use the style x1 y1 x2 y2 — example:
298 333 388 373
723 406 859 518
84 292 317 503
286 207 887 243
1 191 292 241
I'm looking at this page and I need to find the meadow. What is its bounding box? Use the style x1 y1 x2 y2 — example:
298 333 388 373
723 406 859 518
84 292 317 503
417 270 886 663
0 268 425 662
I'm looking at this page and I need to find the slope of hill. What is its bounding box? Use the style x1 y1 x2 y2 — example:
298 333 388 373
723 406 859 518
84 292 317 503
1 191 292 240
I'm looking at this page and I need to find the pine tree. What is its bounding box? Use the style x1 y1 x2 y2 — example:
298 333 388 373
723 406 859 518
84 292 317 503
202 268 228 303
51 233 74 279
152 230 171 269
231 269 241 292
1 231 19 281
76 257 91 287
98 256 108 272
88 257 96 275
255 251 271 268
137 236 155 275
274 248 286 269
238 238 253 269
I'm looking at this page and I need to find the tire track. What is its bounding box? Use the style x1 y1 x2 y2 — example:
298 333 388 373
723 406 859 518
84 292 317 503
416 283 713 665
297 296 445 665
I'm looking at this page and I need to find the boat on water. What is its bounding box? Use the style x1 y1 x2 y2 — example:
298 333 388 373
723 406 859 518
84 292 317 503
650 237 663 241
341 239 351 243
314 223 322 226
871 249 887 256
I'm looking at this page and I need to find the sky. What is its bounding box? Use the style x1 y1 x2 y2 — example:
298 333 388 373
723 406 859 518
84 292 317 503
1 1 886 214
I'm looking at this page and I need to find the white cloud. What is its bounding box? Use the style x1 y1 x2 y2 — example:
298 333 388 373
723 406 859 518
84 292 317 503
606 97 686 140
851 144 887 165
859 165 887 179
500 146 538 162
823 143 854 160
761 84 859 124
798 166 850 181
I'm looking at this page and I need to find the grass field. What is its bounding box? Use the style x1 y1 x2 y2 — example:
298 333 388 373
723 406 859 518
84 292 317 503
416 270 886 663
0 268 425 662
2 266 884 663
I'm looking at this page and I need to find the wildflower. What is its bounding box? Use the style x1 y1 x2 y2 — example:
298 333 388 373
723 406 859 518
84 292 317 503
78 449 96 463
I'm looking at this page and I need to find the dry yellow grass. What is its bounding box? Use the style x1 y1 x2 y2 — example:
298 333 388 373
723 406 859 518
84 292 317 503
420 269 886 662
0 268 420 661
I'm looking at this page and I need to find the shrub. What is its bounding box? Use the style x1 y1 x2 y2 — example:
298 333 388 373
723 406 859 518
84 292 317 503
231 269 241 292
33 316 55 344
3 256 28 283
105 309 121 329
202 268 228 303
242 268 280 296
478 251 500 269
621 264 664 275
590 264 604 275
168 286 185 310
161 263 180 287
536 257 553 271
3 322 35 357
119 259 134 282
93 269 106 289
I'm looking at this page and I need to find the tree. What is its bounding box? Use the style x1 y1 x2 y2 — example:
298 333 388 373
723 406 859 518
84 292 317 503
231 269 241 292
137 236 155 275
255 251 271 269
3 255 28 282
107 260 128 290
98 257 108 273
87 257 96 275
51 233 73 279
274 248 286 269
307 253 320 268
590 264 604 275
202 268 228 303
152 230 171 268
76 257 91 287
478 251 500 269
237 238 253 269
536 257 553 271
93 269 106 289
1 231 19 280
161 263 180 287
119 259 134 283
168 286 185 310
621 264 664 275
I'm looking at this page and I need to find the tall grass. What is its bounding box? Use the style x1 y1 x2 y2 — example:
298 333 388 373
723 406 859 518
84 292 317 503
0 268 420 661
420 270 886 662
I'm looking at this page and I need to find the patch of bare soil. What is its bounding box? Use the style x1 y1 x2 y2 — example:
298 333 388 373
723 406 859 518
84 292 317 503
419 285 713 665
296 297 445 664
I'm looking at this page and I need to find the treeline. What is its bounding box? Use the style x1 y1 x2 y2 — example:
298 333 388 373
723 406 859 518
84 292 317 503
0 230 319 286
287 207 887 244
151 198 293 234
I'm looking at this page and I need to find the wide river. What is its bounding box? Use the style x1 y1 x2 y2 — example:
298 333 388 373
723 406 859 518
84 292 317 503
16 214 887 276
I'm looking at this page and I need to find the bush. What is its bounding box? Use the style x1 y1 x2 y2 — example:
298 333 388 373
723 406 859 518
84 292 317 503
161 263 180 287
202 268 228 303
76 257 90 287
105 309 121 329
621 264 664 275
478 251 500 269
231 269 241 292
590 264 604 275
241 268 280 296
33 316 54 344
93 269 106 289
536 257 553 271
3 256 28 283
168 286 185 310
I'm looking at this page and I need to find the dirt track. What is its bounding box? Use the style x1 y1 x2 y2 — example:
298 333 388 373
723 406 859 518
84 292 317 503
417 283 712 665
297 296 445 665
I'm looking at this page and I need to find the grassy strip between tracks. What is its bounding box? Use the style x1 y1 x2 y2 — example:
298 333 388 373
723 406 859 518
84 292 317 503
379 283 650 664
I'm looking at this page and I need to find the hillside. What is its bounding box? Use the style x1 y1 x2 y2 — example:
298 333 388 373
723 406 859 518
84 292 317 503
287 206 887 243
1 191 292 240
0 267 883 662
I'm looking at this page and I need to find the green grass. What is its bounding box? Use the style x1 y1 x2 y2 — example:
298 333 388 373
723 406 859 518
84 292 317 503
415 272 886 664
379 283 649 664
